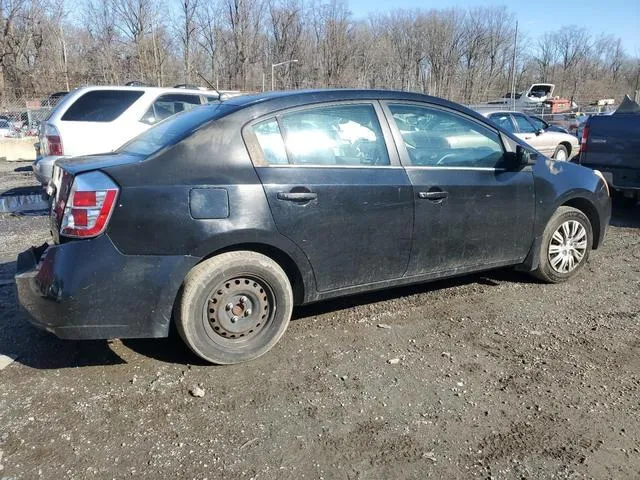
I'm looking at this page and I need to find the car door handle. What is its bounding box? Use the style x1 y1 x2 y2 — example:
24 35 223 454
277 192 318 202
418 191 448 200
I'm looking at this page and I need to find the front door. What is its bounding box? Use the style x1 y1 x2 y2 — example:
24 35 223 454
512 113 555 156
383 103 535 277
246 102 414 292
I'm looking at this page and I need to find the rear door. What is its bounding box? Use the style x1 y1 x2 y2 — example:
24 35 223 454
383 102 535 276
244 101 413 292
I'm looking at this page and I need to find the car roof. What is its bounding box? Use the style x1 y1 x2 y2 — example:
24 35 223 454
223 89 494 124
69 85 218 97
474 109 521 117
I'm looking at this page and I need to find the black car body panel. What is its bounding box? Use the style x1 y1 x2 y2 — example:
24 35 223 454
15 235 197 339
16 89 611 339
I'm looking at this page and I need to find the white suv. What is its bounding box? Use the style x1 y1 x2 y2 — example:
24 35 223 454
33 86 220 184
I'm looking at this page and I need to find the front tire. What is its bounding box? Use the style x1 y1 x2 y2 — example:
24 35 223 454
176 251 293 365
532 206 593 283
552 145 568 161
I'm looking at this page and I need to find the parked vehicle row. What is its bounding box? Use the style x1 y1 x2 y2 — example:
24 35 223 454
16 89 611 365
32 86 221 184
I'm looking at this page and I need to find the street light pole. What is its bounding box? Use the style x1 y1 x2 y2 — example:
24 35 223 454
271 59 298 91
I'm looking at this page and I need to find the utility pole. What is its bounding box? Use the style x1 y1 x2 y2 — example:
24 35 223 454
271 59 298 91
510 21 518 111
60 25 70 91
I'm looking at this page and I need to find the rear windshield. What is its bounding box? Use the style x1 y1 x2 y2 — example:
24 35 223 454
61 90 144 122
118 103 235 157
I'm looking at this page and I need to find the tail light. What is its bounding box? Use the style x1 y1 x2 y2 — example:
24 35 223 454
61 171 119 238
40 122 64 156
579 125 589 155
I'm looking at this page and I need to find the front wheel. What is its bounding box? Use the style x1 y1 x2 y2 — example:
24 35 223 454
532 206 593 283
176 251 294 364
552 145 568 161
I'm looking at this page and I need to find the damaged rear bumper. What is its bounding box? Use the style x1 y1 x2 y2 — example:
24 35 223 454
15 235 198 340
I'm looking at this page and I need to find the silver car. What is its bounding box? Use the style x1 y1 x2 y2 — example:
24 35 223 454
482 111 580 160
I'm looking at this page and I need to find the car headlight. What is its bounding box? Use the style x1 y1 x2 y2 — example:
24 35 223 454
593 169 610 197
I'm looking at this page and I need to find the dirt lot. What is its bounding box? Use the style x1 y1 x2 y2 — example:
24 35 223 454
0 161 639 479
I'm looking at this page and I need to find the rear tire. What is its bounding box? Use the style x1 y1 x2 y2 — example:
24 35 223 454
552 145 568 161
176 251 293 365
532 206 593 283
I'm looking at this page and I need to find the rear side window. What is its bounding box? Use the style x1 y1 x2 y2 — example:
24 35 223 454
253 119 288 164
252 104 390 166
141 94 202 125
119 103 235 157
61 90 144 122
280 104 390 166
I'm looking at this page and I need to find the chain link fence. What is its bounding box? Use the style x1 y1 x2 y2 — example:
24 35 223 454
0 97 56 161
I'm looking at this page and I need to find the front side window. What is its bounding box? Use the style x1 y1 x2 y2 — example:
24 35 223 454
513 114 538 134
141 94 202 125
489 113 515 134
62 90 144 122
529 116 548 131
389 104 505 168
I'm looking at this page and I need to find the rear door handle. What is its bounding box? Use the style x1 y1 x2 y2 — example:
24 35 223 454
277 192 318 202
418 191 448 200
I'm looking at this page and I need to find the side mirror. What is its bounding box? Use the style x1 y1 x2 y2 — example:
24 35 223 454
505 146 532 169
536 128 545 136
516 145 532 166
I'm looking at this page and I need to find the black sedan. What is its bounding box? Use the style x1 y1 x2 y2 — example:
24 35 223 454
16 89 611 364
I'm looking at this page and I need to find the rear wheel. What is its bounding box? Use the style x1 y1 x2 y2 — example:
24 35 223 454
553 145 568 161
176 251 293 364
532 206 593 283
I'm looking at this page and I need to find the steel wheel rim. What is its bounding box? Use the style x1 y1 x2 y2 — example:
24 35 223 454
203 275 275 345
548 220 587 273
555 149 567 161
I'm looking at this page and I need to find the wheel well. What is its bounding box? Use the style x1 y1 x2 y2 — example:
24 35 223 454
201 243 306 305
560 141 572 157
561 197 601 248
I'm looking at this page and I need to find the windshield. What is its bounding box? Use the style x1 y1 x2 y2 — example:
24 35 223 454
118 102 235 156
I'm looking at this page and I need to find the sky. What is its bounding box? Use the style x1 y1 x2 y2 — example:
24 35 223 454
348 0 640 54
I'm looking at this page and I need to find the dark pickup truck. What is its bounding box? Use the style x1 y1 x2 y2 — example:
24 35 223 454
578 97 640 203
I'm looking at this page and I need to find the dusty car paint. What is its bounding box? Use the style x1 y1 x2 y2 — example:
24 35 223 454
15 89 611 340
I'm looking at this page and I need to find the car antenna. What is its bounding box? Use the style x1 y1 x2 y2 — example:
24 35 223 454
194 70 224 101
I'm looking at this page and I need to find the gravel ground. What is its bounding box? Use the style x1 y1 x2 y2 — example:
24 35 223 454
0 161 39 194
0 160 639 479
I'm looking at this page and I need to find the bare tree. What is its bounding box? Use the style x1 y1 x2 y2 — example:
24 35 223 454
0 1 638 105
176 0 198 83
